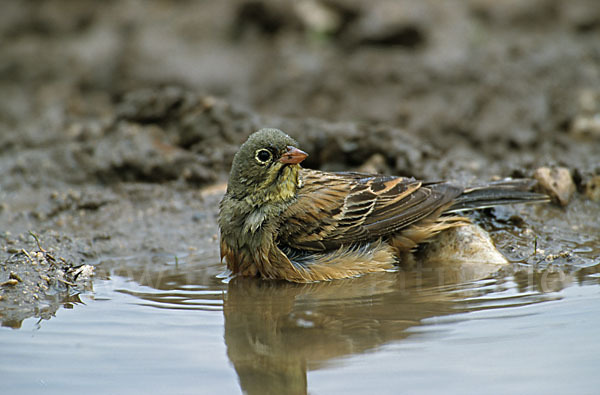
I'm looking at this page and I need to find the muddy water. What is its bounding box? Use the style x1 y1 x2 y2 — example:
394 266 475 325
3 250 600 394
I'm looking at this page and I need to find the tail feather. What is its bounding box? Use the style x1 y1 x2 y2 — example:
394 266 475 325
446 179 550 213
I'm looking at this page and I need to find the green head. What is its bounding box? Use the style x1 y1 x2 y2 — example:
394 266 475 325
227 128 308 203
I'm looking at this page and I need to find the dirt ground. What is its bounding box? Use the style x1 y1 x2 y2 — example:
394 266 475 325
1 0 599 327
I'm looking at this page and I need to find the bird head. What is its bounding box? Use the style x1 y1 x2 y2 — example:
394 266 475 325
227 128 308 204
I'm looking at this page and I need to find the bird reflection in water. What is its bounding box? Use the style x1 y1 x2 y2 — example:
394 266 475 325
223 260 505 395
105 250 567 395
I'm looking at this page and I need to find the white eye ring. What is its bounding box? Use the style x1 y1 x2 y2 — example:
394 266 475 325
255 149 272 164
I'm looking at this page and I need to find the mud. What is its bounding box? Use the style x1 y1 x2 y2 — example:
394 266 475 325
0 232 93 328
1 0 599 326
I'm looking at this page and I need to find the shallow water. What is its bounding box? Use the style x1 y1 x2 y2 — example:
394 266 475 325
2 251 600 394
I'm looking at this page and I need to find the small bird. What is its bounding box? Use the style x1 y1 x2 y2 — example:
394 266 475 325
219 128 548 283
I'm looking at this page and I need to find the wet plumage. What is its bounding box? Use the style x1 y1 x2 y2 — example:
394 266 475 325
218 128 548 283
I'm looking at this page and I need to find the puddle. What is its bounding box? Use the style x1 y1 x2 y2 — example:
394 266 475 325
2 253 599 394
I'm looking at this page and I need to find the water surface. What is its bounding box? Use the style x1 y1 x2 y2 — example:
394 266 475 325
2 252 600 394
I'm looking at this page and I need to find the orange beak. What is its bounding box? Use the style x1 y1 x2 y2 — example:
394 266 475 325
279 146 308 164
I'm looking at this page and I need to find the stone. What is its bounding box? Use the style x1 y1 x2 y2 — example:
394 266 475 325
534 167 575 206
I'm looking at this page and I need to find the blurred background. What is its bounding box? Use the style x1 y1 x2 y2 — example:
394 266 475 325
2 0 599 186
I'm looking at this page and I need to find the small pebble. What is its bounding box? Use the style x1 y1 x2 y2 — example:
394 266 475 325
295 0 342 34
1 279 19 286
584 175 600 202
571 115 600 137
534 167 575 206
357 153 387 174
9 272 23 282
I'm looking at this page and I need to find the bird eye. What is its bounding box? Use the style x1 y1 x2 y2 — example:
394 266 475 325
255 149 272 164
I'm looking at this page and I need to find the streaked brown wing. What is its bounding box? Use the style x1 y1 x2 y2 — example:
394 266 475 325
278 169 462 251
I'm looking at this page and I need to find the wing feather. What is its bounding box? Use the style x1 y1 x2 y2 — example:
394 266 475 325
278 169 462 251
